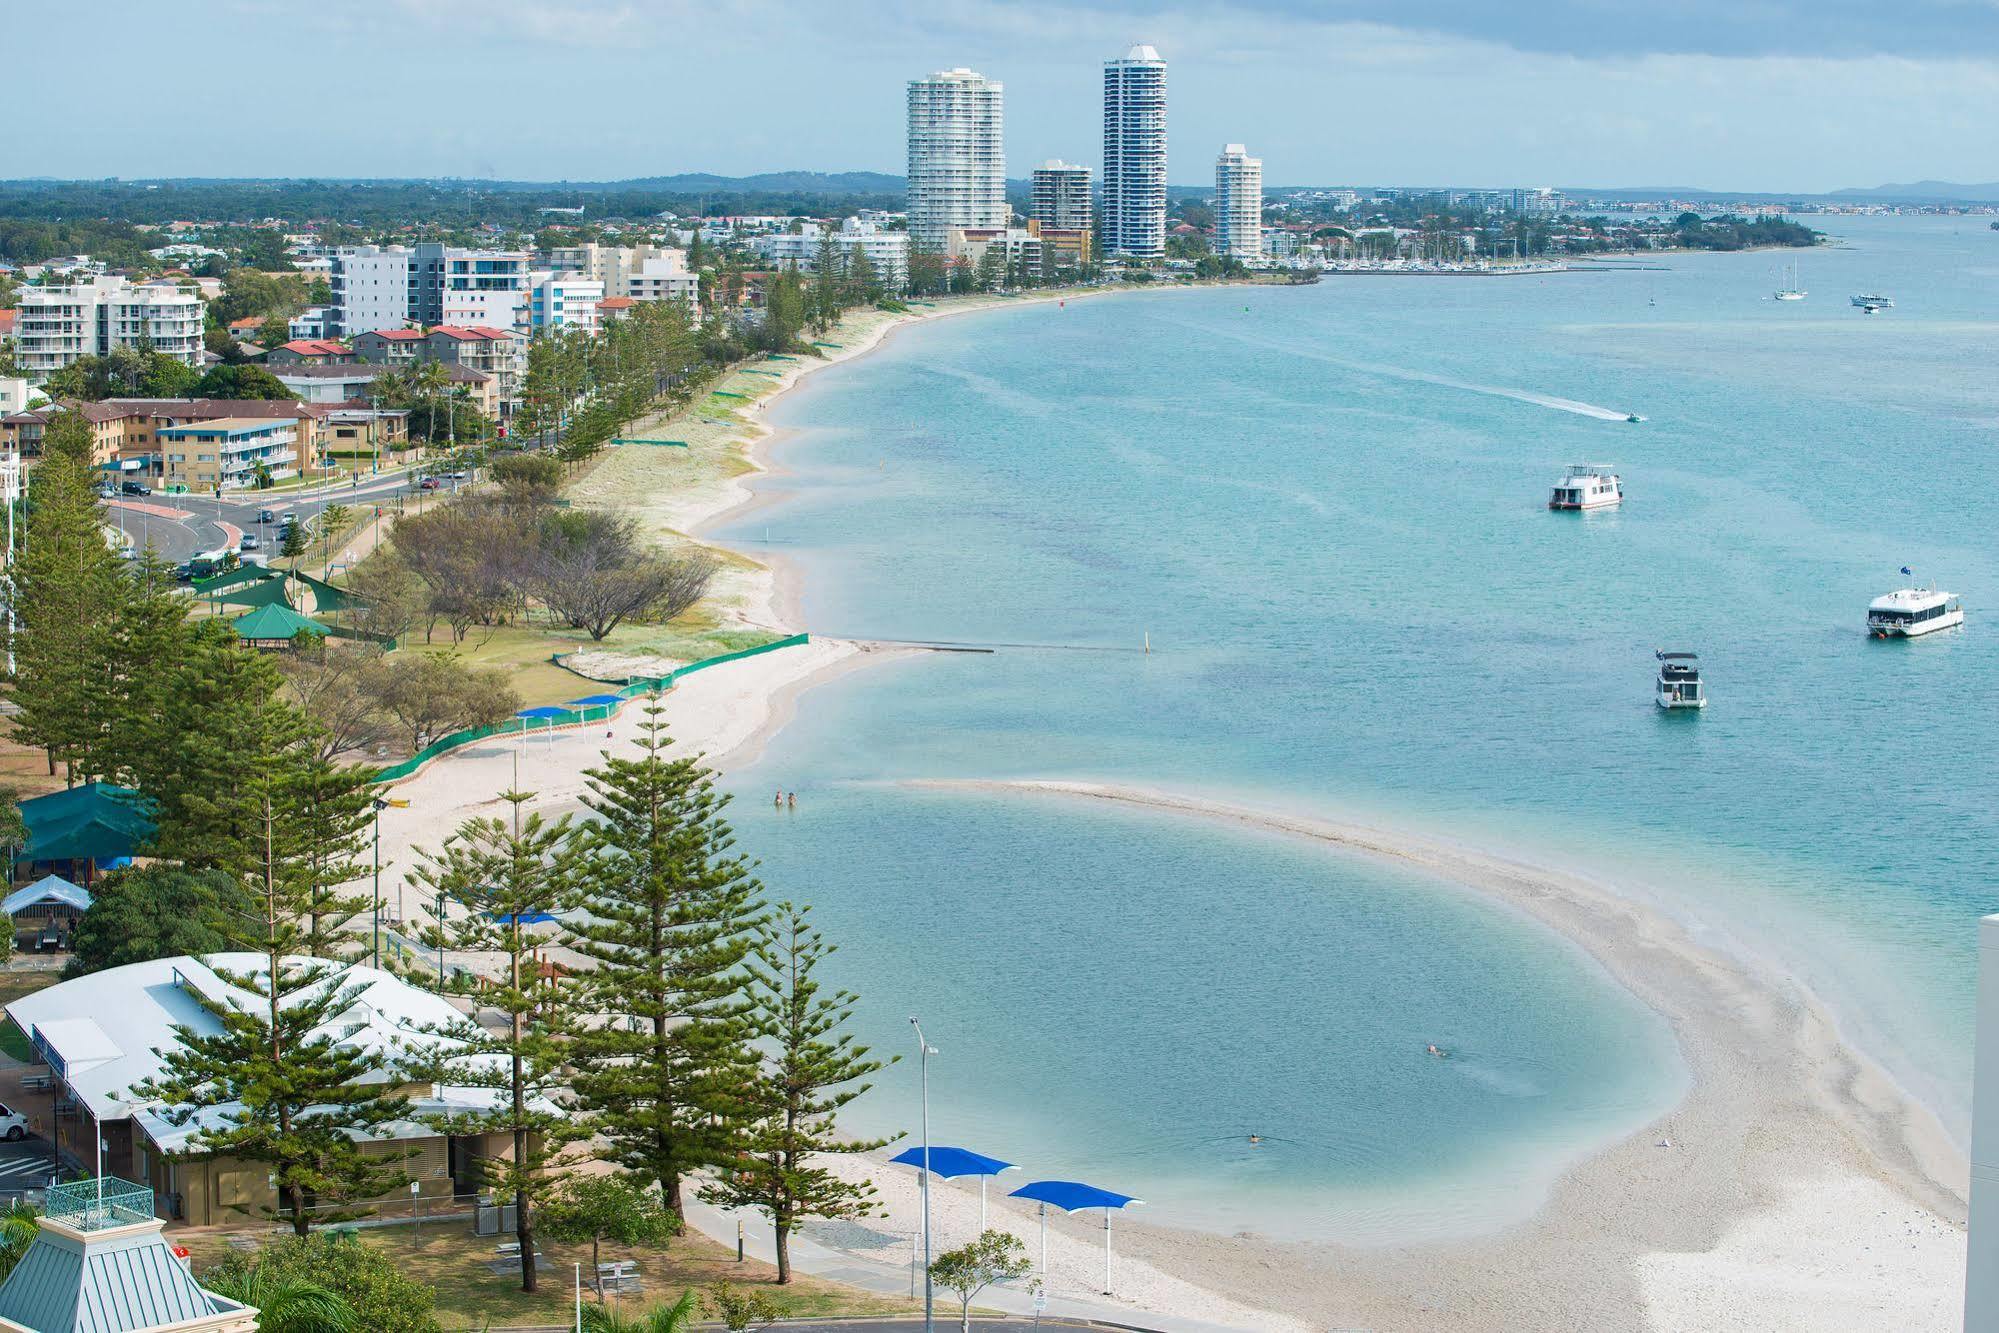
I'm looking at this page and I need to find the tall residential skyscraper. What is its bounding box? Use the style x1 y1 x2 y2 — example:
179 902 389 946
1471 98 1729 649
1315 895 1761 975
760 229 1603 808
906 68 1008 251
1031 161 1093 230
1214 144 1264 261
1102 44 1167 259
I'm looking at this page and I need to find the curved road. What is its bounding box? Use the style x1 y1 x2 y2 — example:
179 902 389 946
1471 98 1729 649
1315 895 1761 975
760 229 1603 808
105 467 469 567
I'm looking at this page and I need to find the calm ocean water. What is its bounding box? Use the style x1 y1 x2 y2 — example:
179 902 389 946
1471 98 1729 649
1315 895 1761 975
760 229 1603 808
718 215 1999 1241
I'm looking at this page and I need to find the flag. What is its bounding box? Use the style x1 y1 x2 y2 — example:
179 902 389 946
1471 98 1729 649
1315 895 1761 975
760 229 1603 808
1900 565 1913 576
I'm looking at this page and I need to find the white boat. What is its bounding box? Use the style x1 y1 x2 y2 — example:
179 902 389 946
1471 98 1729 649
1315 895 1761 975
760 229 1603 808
1548 463 1622 511
1655 651 1706 710
1852 293 1893 312
1774 261 1806 301
1867 585 1963 638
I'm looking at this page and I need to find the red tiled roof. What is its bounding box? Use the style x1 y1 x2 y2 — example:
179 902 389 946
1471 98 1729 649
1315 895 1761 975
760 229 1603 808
0 311 17 335
278 339 348 356
596 298 636 310
227 316 264 331
359 328 425 341
429 325 514 342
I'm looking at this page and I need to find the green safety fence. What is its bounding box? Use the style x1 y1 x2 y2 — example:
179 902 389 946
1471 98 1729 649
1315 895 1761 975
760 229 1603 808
741 369 782 378
372 633 809 784
765 355 799 362
710 390 748 400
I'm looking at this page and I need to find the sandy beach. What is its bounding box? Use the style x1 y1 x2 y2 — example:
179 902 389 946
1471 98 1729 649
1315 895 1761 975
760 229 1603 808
378 287 1971 1331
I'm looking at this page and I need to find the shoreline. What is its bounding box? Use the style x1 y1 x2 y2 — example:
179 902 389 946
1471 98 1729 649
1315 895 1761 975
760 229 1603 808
396 280 1969 1328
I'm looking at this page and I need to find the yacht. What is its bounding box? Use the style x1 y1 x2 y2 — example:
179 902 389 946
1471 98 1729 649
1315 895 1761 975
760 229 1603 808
1548 464 1622 511
1655 651 1706 710
1867 585 1964 638
1852 293 1894 313
1774 261 1806 301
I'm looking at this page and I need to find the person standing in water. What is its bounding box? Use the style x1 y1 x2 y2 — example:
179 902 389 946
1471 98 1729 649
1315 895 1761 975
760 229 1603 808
786 791 797 810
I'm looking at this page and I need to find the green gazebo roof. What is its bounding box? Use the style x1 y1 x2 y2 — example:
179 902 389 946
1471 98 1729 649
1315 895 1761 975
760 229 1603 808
232 602 330 642
17 783 156 864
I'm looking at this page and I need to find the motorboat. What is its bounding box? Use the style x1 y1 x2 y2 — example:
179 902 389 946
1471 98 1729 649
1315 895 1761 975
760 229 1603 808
1867 585 1963 638
1655 651 1706 710
1548 463 1622 511
1852 293 1893 313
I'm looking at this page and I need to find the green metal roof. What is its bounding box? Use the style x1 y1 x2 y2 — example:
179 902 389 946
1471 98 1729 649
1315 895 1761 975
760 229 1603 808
232 602 330 641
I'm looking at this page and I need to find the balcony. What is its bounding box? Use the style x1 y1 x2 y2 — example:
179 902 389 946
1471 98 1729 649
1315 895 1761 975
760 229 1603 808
45 1175 157 1231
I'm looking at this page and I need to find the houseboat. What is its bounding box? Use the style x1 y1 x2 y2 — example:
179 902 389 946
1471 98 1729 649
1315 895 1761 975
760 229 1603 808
1867 586 1963 638
1548 464 1622 511
1656 651 1706 710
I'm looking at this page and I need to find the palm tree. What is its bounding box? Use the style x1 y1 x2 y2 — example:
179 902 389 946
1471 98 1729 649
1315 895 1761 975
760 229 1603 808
200 1269 357 1333
0 1204 39 1283
580 1289 699 1333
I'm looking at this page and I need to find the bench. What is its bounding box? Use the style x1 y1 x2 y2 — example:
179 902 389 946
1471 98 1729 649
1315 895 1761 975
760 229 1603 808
19 1074 52 1093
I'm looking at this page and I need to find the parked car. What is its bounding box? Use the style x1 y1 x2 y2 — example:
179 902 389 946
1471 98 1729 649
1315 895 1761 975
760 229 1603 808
447 470 468 480
238 533 261 552
0 1103 26 1142
120 480 152 497
256 509 277 524
96 484 118 500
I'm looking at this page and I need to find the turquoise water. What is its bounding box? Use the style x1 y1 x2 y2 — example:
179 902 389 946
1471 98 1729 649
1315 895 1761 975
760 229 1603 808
719 215 1999 1240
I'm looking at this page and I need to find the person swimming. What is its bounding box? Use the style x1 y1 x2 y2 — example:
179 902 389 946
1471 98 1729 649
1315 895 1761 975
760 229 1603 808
1426 1044 1447 1058
1247 1134 1263 1147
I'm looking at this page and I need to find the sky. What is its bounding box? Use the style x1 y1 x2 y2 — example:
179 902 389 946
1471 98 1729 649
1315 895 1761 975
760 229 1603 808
12 0 1999 192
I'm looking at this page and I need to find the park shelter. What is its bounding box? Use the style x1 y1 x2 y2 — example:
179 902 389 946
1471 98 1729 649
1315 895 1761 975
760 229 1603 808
0 1177 256 1332
2 873 91 950
232 602 329 647
16 784 155 883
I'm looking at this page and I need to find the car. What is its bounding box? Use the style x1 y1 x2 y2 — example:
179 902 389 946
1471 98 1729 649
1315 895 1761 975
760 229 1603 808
120 481 152 497
419 477 443 491
447 470 468 480
257 509 277 524
96 485 118 501
0 1103 25 1142
238 533 261 552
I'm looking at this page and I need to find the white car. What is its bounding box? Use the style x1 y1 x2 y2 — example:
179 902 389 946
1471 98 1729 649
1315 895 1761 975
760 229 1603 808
0 1102 27 1142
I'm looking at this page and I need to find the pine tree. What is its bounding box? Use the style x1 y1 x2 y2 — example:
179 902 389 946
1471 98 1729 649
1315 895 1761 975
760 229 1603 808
410 787 582 1293
88 549 192 788
567 699 763 1219
137 677 408 1235
700 903 893 1283
10 412 119 777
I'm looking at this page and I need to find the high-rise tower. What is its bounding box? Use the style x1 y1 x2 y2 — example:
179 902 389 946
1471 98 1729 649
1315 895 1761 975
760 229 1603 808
1031 161 1093 230
1214 144 1264 261
906 68 1008 251
1102 44 1167 259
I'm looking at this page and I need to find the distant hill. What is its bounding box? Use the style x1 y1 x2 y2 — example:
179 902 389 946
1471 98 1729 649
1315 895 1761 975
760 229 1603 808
1830 180 1999 203
485 171 907 195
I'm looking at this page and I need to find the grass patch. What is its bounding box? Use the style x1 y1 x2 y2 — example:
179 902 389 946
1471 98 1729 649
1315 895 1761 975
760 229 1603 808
183 1218 914 1330
0 1018 33 1063
0 971 60 1060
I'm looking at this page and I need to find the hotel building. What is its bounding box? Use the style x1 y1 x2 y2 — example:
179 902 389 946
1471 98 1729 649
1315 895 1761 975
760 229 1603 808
1215 144 1265 261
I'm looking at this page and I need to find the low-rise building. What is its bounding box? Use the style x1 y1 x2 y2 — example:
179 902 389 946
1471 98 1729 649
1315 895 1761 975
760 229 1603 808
626 252 701 309
272 362 498 420
354 326 522 417
7 955 528 1228
757 218 910 291
946 226 1043 281
159 417 301 490
264 338 356 366
288 304 334 340
528 272 604 335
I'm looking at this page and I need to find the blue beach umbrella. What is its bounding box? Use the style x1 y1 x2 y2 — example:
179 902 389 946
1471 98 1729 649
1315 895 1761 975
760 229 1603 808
1008 1179 1142 1293
889 1146 1016 1231
515 705 568 747
565 693 623 724
487 911 559 926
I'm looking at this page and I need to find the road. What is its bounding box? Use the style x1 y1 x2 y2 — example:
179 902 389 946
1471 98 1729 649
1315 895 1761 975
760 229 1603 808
103 467 473 568
0 1132 56 1197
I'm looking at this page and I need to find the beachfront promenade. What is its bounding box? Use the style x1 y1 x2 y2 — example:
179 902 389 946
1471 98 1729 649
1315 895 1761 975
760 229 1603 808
684 1197 1267 1333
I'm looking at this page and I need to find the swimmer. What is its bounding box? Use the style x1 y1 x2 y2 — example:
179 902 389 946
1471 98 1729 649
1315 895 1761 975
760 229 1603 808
1426 1044 1447 1058
774 790 784 809
787 791 797 809
1247 1134 1262 1147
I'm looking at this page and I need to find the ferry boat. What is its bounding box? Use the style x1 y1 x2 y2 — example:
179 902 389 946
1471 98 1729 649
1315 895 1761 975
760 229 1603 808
1655 651 1706 710
1548 464 1622 511
1867 585 1964 638
1851 293 1893 313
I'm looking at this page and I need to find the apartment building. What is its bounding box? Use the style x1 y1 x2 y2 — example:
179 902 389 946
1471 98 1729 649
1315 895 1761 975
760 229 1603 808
442 251 533 332
626 252 701 308
1028 220 1093 272
528 273 604 335
264 339 356 367
11 277 206 375
158 417 301 491
330 244 533 337
1103 45 1168 258
1215 144 1265 261
288 305 334 340
757 219 911 290
352 326 522 417
327 245 414 338
544 242 691 299
907 68 1008 250
1031 161 1093 230
947 226 1043 281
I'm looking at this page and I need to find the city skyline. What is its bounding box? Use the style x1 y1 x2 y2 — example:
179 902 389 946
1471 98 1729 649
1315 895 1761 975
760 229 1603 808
10 0 1999 191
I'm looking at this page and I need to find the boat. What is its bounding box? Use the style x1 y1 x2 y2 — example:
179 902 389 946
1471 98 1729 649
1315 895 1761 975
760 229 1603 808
1774 261 1806 301
1867 583 1964 638
1548 463 1622 511
1655 651 1706 710
1852 293 1893 313
1626 413 1644 424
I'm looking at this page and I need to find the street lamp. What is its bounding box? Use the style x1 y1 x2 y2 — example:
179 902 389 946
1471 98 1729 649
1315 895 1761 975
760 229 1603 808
910 1017 937 1333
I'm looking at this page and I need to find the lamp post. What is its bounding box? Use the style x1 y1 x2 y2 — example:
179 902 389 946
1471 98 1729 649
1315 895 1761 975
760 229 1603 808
910 1017 937 1333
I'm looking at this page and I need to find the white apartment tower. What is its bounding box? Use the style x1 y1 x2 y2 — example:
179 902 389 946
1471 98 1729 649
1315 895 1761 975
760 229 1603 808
906 68 1008 251
11 277 205 375
1214 144 1264 261
1102 44 1167 258
1030 161 1094 230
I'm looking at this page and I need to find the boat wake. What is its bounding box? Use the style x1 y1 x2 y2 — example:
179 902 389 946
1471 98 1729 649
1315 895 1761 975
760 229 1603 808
1353 362 1635 421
